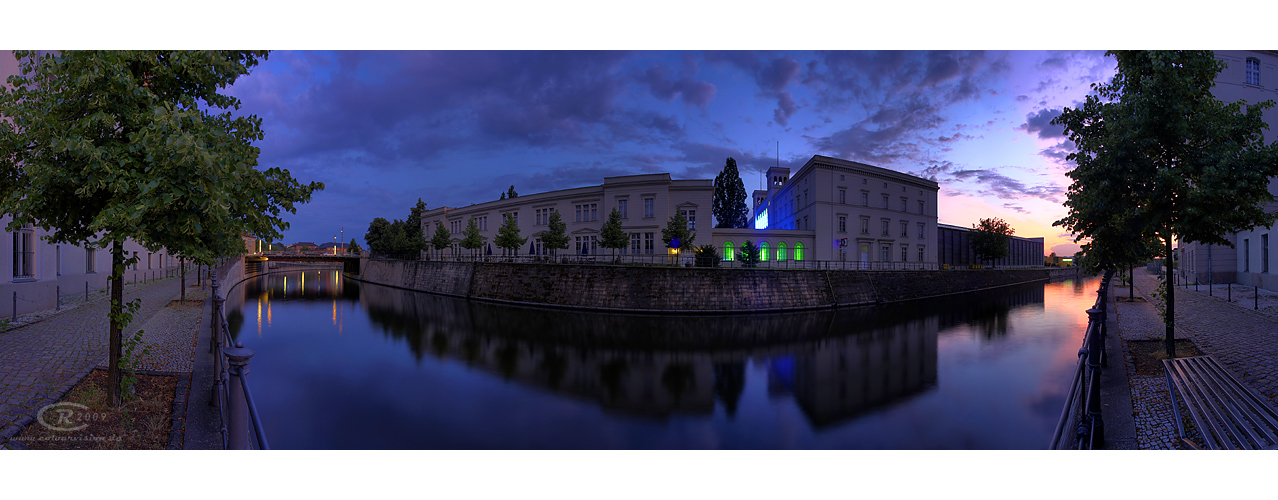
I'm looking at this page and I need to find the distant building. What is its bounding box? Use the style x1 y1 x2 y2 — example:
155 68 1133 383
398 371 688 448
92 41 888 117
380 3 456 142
290 242 318 253
1045 254 1074 267
316 242 349 254
936 223 1045 268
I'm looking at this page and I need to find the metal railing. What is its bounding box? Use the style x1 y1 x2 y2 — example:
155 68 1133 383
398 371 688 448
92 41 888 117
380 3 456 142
402 253 1063 271
209 273 270 450
1050 269 1114 450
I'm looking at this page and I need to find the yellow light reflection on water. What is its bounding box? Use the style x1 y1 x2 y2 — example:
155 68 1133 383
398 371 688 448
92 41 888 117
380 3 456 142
256 299 262 336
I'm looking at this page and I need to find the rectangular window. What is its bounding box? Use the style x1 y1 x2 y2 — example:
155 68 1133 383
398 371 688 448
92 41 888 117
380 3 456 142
861 192 868 206
919 200 925 214
860 217 869 235
900 220 908 237
803 215 808 230
147 253 152 269
901 198 907 212
838 215 847 233
1264 234 1270 273
87 248 95 274
803 189 808 207
591 204 597 221
1245 238 1251 272
575 205 582 222
681 209 696 231
644 198 654 218
881 219 890 236
918 245 925 262
1247 58 1261 86
644 232 654 254
618 199 628 219
12 225 33 279
918 222 925 239
901 244 908 262
882 195 889 209
881 245 891 262
839 189 846 204
478 216 487 231
630 232 641 253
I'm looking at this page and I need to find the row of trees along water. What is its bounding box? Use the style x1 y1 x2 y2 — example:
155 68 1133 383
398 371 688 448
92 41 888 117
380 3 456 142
1054 51 1278 357
0 51 324 406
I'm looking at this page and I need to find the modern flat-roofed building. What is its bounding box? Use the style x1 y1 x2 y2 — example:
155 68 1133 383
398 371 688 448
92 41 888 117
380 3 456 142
937 223 1045 268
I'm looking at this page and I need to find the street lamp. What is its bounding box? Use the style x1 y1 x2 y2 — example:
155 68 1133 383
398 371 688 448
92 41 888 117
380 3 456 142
333 236 338 255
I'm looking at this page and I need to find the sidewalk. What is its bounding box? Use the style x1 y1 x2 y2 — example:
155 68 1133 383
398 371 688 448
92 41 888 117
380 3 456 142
1113 269 1278 449
0 278 189 449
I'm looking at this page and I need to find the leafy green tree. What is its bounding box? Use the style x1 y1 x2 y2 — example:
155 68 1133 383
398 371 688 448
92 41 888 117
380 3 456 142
661 212 695 256
365 217 394 255
506 185 518 199
541 210 570 257
738 240 760 268
694 243 720 267
970 217 1014 267
1053 50 1278 357
713 157 749 228
494 214 526 257
0 50 322 405
599 208 628 259
460 217 484 258
430 222 451 260
348 238 361 254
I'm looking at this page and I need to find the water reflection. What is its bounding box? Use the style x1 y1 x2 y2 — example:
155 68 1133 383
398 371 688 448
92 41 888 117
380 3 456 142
225 268 1093 448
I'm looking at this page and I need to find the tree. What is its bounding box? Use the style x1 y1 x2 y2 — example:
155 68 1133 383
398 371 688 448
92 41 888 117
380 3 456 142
599 208 628 259
1053 50 1278 357
406 198 429 257
713 157 749 228
738 240 761 268
0 51 322 405
430 222 451 260
506 185 518 199
661 212 695 258
541 210 570 257
459 217 484 258
694 244 720 267
494 214 526 258
970 217 1014 267
365 217 395 255
348 238 361 255
1048 251 1057 266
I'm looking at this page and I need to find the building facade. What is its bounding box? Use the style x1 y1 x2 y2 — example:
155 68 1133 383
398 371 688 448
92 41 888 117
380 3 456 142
936 223 1045 268
0 215 180 317
1179 51 1278 289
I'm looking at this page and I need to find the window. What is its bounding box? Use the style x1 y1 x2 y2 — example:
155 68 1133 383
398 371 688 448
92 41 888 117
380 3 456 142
918 245 925 262
477 216 487 231
760 242 770 261
574 203 598 222
861 192 868 206
900 198 907 212
839 189 846 204
803 189 808 206
901 220 908 237
681 209 696 231
919 200 925 214
803 215 808 230
795 243 804 261
860 217 869 235
12 224 33 279
881 219 890 236
644 198 654 218
535 208 554 225
723 241 735 261
618 199 628 219
881 195 889 209
1264 234 1270 273
86 248 96 273
881 245 891 262
147 253 152 269
1246 58 1261 86
631 233 641 254
838 215 847 233
574 235 598 255
591 204 597 222
862 178 867 185
644 232 654 254
901 244 908 262
1245 238 1251 272
575 205 582 222
918 222 925 239
778 243 787 261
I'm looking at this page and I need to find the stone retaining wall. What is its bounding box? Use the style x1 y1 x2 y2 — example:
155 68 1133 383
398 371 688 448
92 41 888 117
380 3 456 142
353 260 1084 313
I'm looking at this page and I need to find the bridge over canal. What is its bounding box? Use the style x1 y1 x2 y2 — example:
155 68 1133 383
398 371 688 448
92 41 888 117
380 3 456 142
244 253 361 274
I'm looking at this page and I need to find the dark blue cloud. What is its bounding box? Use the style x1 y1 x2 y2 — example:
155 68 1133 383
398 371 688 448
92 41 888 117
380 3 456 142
1017 108 1065 140
638 65 717 108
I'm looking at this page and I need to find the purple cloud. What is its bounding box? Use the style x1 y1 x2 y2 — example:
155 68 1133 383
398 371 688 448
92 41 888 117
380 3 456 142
638 65 717 108
1017 108 1065 140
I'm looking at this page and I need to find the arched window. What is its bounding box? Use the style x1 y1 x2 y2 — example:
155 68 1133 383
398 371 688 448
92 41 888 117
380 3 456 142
760 242 770 261
723 241 735 261
778 242 787 261
795 243 804 261
1247 58 1262 86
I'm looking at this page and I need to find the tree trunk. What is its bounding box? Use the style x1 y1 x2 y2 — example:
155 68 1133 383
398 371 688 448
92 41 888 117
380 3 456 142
1165 235 1176 358
108 241 124 407
180 256 186 304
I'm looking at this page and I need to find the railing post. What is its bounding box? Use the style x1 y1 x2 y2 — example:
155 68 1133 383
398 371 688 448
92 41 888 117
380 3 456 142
224 342 255 450
209 278 222 354
1085 307 1105 449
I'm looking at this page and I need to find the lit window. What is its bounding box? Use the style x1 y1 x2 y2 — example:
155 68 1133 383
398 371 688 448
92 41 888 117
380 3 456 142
760 242 770 261
681 209 696 231
723 241 735 261
778 243 787 261
795 243 804 261
1247 58 1261 86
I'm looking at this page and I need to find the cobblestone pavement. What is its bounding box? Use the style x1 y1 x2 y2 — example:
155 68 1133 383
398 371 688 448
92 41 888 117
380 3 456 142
1115 269 1278 449
0 278 190 447
133 290 208 373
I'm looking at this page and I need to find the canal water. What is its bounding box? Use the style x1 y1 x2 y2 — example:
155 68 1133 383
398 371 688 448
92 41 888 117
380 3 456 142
224 267 1098 449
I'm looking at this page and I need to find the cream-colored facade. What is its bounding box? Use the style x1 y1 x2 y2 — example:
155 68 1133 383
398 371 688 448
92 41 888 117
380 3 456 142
0 215 180 317
1179 51 1278 290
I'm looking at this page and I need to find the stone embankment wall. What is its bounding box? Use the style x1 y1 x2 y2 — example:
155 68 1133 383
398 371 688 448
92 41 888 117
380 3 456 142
353 260 1083 313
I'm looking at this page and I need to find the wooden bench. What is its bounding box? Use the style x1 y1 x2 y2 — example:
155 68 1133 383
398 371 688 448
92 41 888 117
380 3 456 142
1163 355 1278 449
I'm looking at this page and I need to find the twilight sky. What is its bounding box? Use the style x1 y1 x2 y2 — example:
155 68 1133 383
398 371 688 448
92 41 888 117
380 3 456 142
215 50 1115 256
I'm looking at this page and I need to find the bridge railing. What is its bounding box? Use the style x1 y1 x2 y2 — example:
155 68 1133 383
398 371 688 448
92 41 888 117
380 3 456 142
403 253 1055 271
209 274 270 450
1049 268 1114 450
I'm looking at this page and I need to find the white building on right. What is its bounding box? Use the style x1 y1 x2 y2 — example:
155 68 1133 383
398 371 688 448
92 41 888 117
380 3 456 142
1179 51 1278 290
